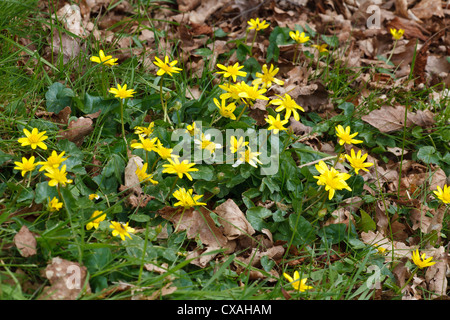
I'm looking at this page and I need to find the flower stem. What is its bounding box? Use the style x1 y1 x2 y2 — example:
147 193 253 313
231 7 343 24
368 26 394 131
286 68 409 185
250 31 257 57
120 99 127 146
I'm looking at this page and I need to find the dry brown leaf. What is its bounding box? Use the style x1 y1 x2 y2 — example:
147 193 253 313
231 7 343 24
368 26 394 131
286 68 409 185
361 105 435 133
39 257 90 300
360 230 412 261
411 0 445 20
214 199 255 240
158 206 231 267
59 116 94 146
425 246 448 298
13 225 37 257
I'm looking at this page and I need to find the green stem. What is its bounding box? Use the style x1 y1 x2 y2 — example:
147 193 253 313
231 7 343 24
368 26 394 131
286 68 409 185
120 99 127 147
138 221 150 284
250 31 257 57
397 103 408 199
293 43 299 64
236 100 251 122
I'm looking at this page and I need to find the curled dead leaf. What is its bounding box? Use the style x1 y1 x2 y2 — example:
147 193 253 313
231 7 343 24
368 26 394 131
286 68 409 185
39 257 90 300
58 116 94 146
13 225 37 257
214 199 255 240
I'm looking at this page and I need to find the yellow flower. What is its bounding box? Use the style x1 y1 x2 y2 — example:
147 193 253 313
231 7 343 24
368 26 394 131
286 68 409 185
233 146 262 168
270 93 305 121
153 56 182 77
313 161 352 200
247 18 270 31
90 49 118 66
14 156 37 177
162 157 198 181
344 149 373 174
335 125 363 145
237 82 269 102
283 271 313 292
214 98 237 120
252 64 284 89
172 187 207 209
194 133 222 156
44 164 73 187
18 128 48 150
219 83 241 101
411 249 436 269
134 122 154 137
110 221 135 241
38 150 68 172
86 210 106 230
155 143 174 160
48 197 63 212
433 184 450 204
130 135 159 152
229 136 248 154
216 62 247 82
289 30 310 44
89 193 100 200
390 28 404 40
186 122 199 136
311 44 328 53
265 114 289 134
135 162 158 184
109 83 136 99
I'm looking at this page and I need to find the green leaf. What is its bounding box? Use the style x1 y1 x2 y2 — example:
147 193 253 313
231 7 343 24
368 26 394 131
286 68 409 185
190 165 215 181
45 82 74 113
288 214 316 245
318 223 347 244
247 207 272 231
34 181 59 204
357 209 376 232
417 146 440 164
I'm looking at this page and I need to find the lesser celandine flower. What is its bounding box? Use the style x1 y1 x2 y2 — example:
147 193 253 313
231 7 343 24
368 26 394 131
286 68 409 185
219 83 241 101
270 93 305 121
313 161 352 200
344 149 373 174
155 143 174 160
109 83 136 99
289 30 310 44
214 98 237 120
48 197 63 212
162 157 198 181
44 165 73 187
283 271 313 292
135 162 158 184
38 150 68 172
230 136 248 154
233 146 262 168
411 249 436 269
153 56 182 77
18 128 48 150
110 221 135 241
247 18 270 31
216 62 247 82
237 82 269 102
252 64 284 89
265 114 289 134
335 125 363 145
90 50 118 66
194 133 222 156
390 28 404 40
134 122 155 137
186 122 199 136
433 184 450 204
86 210 106 230
130 135 160 152
89 193 100 200
14 156 37 177
311 43 328 53
172 187 207 209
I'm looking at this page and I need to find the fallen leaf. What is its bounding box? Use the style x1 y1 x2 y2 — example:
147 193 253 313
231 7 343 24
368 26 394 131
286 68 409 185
361 105 435 133
39 257 90 300
214 199 255 240
13 225 37 257
425 246 448 298
58 116 94 146
411 0 445 20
